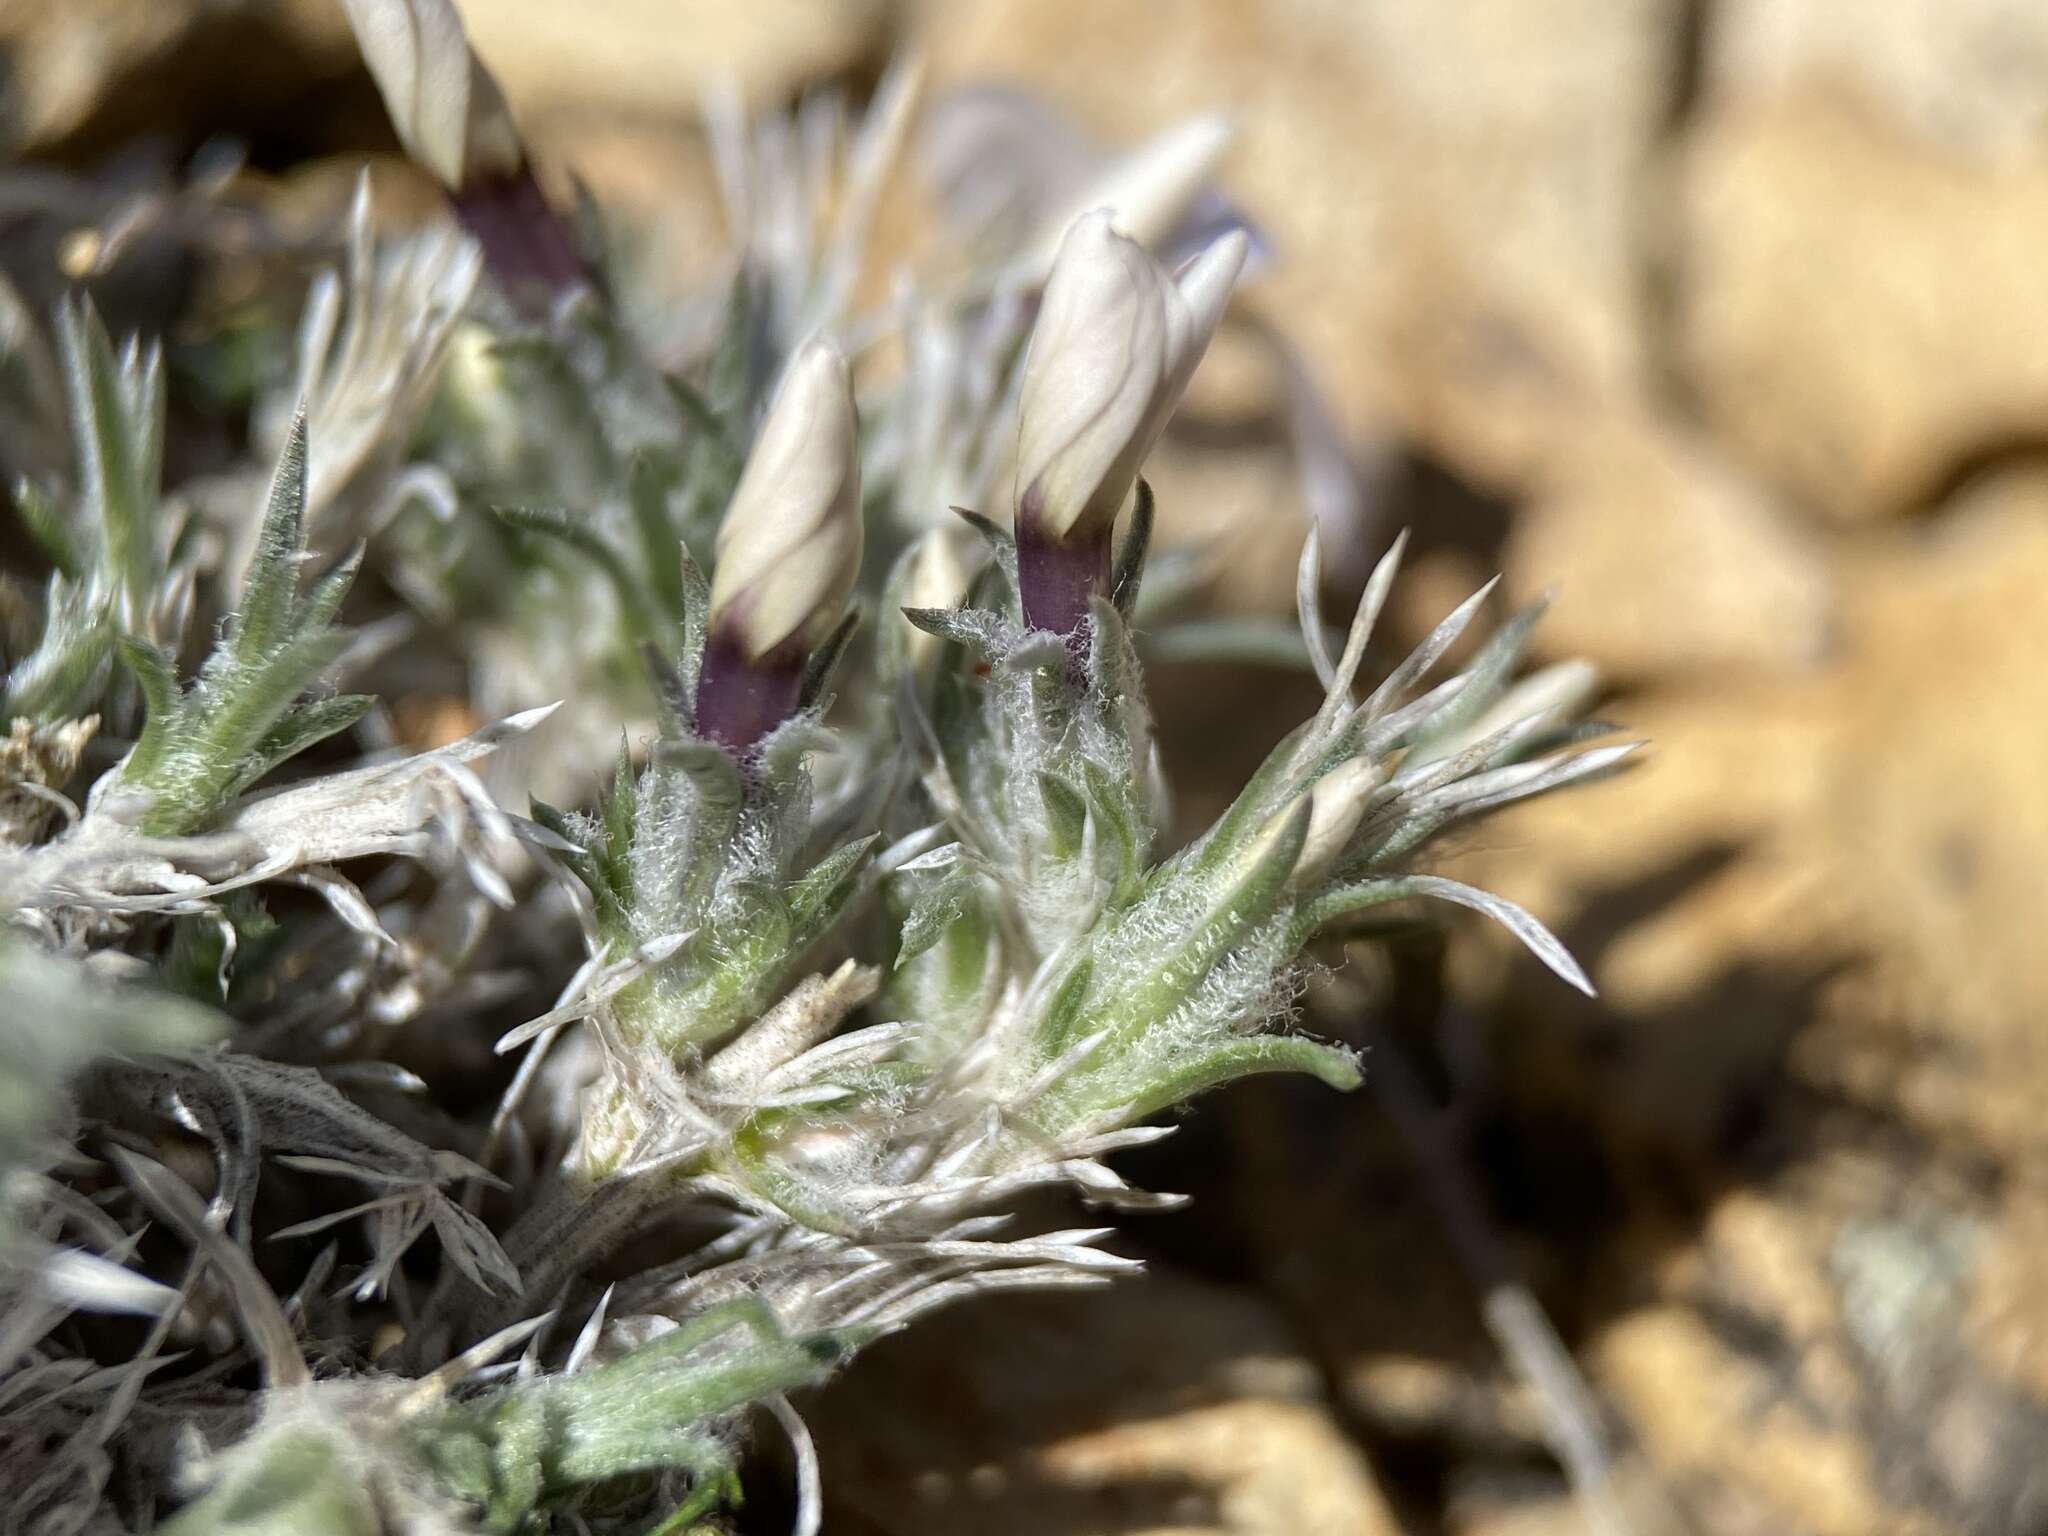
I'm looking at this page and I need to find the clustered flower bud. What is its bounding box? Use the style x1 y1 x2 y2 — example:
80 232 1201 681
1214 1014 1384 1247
1012 211 1247 638
342 0 588 301
1289 756 1385 888
695 337 864 755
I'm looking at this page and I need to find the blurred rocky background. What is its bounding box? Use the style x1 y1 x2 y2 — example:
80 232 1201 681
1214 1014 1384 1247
7 2 2046 1532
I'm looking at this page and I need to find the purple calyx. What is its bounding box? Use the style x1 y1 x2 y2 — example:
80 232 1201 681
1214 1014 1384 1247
1015 495 1112 649
451 164 592 309
692 631 805 759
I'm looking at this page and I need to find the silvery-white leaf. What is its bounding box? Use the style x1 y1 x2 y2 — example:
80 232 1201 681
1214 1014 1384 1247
1398 874 1594 996
35 1248 179 1317
428 1193 521 1297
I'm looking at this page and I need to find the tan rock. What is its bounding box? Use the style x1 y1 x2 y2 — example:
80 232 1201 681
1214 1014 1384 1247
1817 473 2048 1160
1596 1298 1890 1536
1433 674 1853 1158
1966 1184 2048 1403
455 0 885 121
1505 413 1834 678
1444 1488 1584 1536
1437 471 2048 1168
1676 94 2048 520
1443 1468 1687 1536
1144 434 1311 620
1709 0 2048 165
808 1270 1402 1535
1586 1137 2048 1536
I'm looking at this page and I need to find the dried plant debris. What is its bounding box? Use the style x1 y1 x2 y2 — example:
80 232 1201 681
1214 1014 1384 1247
0 3 1632 1530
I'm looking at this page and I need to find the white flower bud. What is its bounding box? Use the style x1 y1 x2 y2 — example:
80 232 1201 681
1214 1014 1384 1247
897 526 973 672
440 321 520 469
341 0 524 191
1289 757 1385 888
1014 212 1248 549
1019 113 1235 283
901 526 971 612
708 338 864 662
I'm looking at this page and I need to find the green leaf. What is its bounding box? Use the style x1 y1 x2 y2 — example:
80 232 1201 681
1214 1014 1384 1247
128 337 166 529
299 546 363 634
523 1296 859 1486
195 627 350 771
708 270 754 415
675 539 712 703
1036 772 1088 859
663 372 743 471
1406 598 1549 759
643 641 694 736
1079 759 1146 902
1109 476 1154 619
900 604 1008 661
530 798 614 921
797 606 860 711
595 745 637 915
1187 719 1318 879
1141 616 1320 671
1322 873 1593 995
949 504 1021 592
626 450 686 625
247 694 373 776
1113 1034 1361 1124
655 738 743 838
160 1431 376 1536
893 864 973 968
232 408 310 666
495 504 658 649
1038 953 1095 1055
115 635 179 779
3 590 110 723
58 298 155 626
14 478 81 578
1085 593 1140 717
787 833 876 949
644 1466 745 1536
1290 876 1419 945
1091 797 1310 1057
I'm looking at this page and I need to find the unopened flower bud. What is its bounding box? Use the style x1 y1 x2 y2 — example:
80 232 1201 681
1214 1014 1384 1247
342 0 587 300
1019 113 1235 284
1013 212 1248 637
343 0 520 190
896 526 973 675
440 321 520 471
1289 757 1385 889
695 338 863 755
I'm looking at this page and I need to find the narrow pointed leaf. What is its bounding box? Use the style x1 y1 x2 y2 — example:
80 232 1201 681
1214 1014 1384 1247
1352 873 1594 995
234 409 311 664
797 607 860 711
1109 478 1154 620
1295 522 1337 688
248 694 373 775
14 479 81 578
1037 772 1088 858
1115 1034 1361 1123
114 636 179 779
